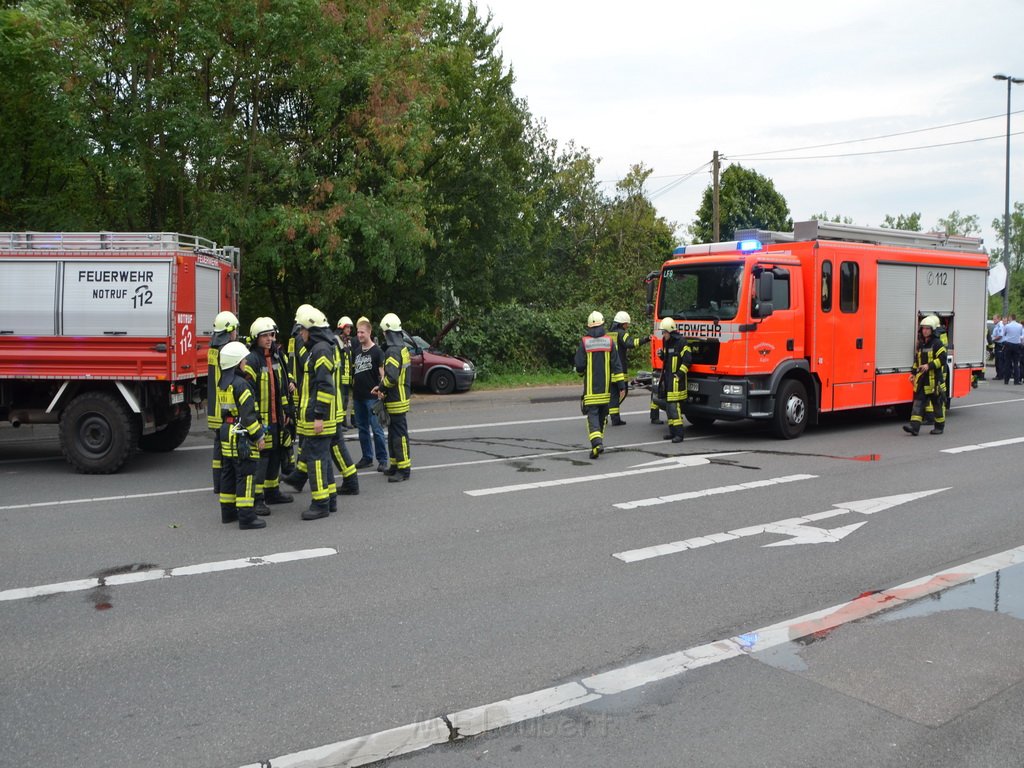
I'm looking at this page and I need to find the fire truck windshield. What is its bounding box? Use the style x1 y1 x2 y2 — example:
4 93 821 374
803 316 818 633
659 263 742 321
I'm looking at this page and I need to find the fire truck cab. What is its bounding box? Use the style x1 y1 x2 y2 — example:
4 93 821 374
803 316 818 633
646 220 989 438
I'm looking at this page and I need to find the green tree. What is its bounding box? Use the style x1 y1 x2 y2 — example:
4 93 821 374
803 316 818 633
936 210 981 237
810 212 853 224
690 164 791 244
880 212 922 231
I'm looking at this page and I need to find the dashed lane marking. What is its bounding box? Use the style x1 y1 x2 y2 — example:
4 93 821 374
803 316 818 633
0 486 212 512
941 436 1024 454
235 544 1024 768
613 473 816 510
0 548 337 602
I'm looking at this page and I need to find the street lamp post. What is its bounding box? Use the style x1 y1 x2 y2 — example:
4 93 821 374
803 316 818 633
994 73 1023 316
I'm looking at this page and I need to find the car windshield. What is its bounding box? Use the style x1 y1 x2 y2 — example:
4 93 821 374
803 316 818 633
659 263 743 321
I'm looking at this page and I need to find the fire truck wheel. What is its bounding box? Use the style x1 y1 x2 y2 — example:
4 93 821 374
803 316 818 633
772 379 809 440
139 411 193 453
60 392 139 474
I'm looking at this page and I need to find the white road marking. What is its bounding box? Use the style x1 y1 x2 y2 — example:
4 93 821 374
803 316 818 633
464 452 743 496
236 543 1024 768
0 548 336 602
614 488 948 562
941 436 1024 454
0 486 213 512
613 473 815 510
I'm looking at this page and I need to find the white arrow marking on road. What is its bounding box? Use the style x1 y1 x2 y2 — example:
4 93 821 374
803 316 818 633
464 452 746 497
614 487 949 562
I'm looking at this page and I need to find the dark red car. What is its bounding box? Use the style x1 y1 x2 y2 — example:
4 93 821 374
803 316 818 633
402 332 476 394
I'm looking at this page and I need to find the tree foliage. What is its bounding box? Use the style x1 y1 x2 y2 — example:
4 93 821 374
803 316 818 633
937 210 981 237
880 212 922 231
690 164 791 243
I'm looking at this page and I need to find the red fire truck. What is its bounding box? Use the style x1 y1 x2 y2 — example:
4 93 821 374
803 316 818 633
645 220 989 438
0 231 239 472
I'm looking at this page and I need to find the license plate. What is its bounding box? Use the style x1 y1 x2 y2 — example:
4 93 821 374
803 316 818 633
170 392 184 404
687 381 699 392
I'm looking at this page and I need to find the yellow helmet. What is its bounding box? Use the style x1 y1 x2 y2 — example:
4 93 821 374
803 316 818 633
659 317 676 332
213 310 239 333
920 315 940 330
380 312 402 332
250 316 277 338
587 311 604 328
219 341 249 369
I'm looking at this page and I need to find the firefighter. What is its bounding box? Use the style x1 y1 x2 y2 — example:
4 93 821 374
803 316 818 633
607 311 650 426
281 304 314 486
289 306 338 519
330 316 360 497
903 315 947 436
208 310 239 494
653 317 692 443
335 316 355 427
242 317 295 514
216 341 267 530
574 311 624 459
373 312 413 482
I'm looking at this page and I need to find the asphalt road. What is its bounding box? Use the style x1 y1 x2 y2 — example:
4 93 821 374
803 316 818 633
2 376 1023 768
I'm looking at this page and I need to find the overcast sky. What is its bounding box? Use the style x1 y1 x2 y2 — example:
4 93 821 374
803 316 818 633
472 0 1024 250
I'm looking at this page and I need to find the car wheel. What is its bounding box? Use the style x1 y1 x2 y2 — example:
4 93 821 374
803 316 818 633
429 369 456 395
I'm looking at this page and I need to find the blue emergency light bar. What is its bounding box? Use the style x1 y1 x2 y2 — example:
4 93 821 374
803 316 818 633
738 238 763 253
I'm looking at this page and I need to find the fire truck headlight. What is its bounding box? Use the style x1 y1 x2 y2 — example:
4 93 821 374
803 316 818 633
721 401 744 412
722 384 744 396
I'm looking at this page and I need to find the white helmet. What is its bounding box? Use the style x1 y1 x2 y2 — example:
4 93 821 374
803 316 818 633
250 316 277 338
587 310 604 328
380 312 402 332
920 314 940 330
337 315 353 329
293 303 314 322
613 311 631 325
296 306 329 329
219 341 250 370
213 310 239 333
659 317 676 332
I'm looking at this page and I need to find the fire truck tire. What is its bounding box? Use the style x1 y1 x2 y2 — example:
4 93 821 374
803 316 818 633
139 411 193 453
428 369 456 395
60 392 138 474
772 379 808 439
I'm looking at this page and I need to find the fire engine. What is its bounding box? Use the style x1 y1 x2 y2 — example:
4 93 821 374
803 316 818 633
0 231 239 472
645 220 989 438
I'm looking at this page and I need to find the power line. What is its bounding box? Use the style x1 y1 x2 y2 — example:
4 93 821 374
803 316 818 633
730 109 1024 159
731 130 1024 162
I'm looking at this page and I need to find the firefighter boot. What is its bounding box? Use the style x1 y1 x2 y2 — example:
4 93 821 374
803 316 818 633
281 470 307 493
930 424 945 435
253 495 271 516
340 474 360 495
264 488 294 504
671 424 685 443
388 470 410 483
328 492 338 514
902 422 920 436
302 502 330 521
237 507 267 530
221 504 238 524
611 414 626 426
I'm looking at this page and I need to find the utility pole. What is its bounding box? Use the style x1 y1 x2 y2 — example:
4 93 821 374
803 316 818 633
995 74 1023 316
712 150 720 242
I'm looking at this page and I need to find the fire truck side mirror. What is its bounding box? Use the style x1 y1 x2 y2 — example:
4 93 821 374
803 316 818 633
753 271 774 319
644 271 659 317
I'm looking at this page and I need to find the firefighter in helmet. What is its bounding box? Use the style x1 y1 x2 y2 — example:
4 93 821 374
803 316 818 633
373 312 413 482
217 340 267 530
903 314 947 436
607 310 650 426
241 317 295 514
335 316 355 427
654 317 692 443
329 316 360 497
287 306 338 519
208 310 239 494
574 311 624 459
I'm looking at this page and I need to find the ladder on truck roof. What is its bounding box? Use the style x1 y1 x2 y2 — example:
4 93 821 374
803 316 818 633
732 221 984 253
791 220 984 253
0 231 238 265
